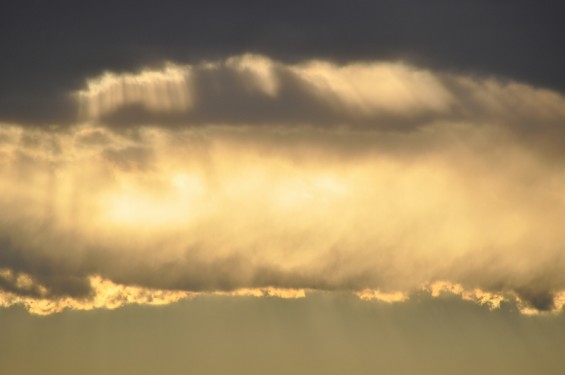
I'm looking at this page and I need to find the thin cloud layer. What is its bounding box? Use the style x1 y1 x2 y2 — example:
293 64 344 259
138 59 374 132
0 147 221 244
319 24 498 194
76 55 565 135
77 55 455 127
1 55 565 315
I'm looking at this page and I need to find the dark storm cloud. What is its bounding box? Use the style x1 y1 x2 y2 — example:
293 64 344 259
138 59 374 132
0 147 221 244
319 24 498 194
1 0 564 125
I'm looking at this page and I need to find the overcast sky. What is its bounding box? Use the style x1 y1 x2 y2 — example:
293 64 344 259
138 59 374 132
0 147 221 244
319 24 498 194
2 1 565 374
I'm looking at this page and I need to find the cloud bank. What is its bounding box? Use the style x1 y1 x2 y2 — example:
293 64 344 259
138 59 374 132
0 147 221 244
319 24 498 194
1 55 565 314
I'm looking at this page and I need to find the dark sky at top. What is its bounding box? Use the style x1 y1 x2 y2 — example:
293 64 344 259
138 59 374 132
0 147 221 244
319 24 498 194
1 0 564 125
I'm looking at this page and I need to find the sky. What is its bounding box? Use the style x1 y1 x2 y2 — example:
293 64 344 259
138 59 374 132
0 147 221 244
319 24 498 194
1 1 565 374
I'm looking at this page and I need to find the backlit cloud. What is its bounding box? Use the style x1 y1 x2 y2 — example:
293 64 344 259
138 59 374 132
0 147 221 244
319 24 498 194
1 55 565 315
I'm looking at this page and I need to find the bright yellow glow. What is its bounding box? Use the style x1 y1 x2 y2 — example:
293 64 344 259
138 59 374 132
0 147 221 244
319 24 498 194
2 122 565 305
103 173 205 229
356 289 408 303
214 288 306 299
0 275 191 315
425 281 505 310
0 273 306 315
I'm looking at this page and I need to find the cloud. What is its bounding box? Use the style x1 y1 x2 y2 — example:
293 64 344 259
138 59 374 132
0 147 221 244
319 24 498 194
73 55 565 139
77 64 192 120
2 1 564 125
356 289 409 303
1 55 565 315
0 272 306 315
76 55 452 128
0 273 190 315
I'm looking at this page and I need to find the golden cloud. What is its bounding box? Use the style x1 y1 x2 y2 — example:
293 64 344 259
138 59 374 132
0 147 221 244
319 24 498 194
2 55 565 315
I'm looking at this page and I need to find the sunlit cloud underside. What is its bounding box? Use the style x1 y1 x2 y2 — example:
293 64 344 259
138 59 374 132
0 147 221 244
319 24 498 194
2 55 565 315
